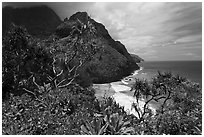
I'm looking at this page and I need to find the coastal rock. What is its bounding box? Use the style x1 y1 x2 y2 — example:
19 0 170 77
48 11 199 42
51 12 140 85
2 5 62 39
130 53 144 63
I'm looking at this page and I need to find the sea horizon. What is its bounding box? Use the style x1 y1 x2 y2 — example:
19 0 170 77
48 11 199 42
136 60 202 86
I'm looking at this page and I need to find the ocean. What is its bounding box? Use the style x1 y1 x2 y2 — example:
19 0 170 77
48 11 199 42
135 61 202 86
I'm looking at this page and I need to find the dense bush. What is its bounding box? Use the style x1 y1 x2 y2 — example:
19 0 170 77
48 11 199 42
2 24 53 99
131 72 202 135
2 84 137 135
2 24 202 135
2 84 96 135
80 97 137 135
2 24 97 134
2 24 136 135
2 72 202 135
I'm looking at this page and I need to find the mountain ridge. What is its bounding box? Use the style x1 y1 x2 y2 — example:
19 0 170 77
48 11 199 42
2 6 142 85
2 5 62 38
51 11 140 85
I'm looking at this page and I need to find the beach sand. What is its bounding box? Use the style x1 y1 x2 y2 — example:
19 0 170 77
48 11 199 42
93 83 115 100
93 75 157 117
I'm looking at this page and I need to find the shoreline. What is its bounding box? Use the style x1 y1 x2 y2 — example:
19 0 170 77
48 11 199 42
93 81 157 117
93 66 158 117
92 63 142 84
93 61 202 117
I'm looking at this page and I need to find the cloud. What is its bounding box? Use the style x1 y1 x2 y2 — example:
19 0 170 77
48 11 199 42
184 53 194 56
175 34 202 43
89 2 202 60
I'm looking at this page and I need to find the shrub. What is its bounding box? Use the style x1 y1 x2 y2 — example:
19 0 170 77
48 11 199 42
2 24 201 135
131 72 202 135
2 83 97 135
80 97 137 135
2 24 53 99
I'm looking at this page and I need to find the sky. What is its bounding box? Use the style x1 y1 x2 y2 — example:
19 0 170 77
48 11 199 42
3 2 202 61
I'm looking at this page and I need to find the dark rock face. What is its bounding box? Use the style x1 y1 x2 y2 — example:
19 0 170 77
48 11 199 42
52 12 139 84
3 7 140 85
130 54 144 63
2 5 62 39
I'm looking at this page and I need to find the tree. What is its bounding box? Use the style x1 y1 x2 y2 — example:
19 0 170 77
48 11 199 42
2 23 52 99
131 72 202 135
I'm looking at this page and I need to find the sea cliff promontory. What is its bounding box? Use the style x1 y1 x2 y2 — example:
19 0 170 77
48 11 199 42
49 11 140 85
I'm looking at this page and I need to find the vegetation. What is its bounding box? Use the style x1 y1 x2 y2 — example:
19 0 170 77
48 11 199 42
2 24 202 135
2 23 53 100
131 71 202 135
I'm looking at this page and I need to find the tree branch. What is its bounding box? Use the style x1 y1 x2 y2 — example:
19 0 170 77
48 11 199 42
160 89 172 114
56 79 66 87
32 77 41 89
153 96 166 102
57 78 75 88
132 103 141 119
139 96 154 122
55 60 82 88
23 88 47 107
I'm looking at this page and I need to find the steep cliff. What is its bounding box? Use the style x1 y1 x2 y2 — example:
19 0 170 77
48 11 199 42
130 54 144 63
52 12 139 84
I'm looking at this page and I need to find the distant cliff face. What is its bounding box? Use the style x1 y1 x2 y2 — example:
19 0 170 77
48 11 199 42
52 12 140 84
2 5 62 38
130 54 144 63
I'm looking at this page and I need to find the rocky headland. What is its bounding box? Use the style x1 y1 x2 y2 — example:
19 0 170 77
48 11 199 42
130 53 144 63
46 11 141 85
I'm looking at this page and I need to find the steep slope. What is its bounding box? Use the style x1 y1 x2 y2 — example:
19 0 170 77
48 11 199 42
130 54 144 63
2 5 62 38
51 12 139 85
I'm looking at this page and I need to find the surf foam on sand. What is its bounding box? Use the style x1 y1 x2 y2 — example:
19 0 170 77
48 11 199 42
94 67 156 118
110 83 131 92
131 67 143 75
110 83 156 117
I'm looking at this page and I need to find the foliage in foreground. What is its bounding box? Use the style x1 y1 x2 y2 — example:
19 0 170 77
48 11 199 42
2 24 202 135
2 84 96 135
3 72 201 135
131 72 202 135
2 23 53 100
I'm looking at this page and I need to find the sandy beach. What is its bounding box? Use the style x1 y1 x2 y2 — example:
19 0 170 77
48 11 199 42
93 69 157 117
93 81 157 117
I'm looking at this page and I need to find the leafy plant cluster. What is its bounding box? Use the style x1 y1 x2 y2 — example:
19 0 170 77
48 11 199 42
2 24 202 135
80 96 138 135
2 23 53 100
3 82 99 135
2 24 136 135
131 72 202 135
